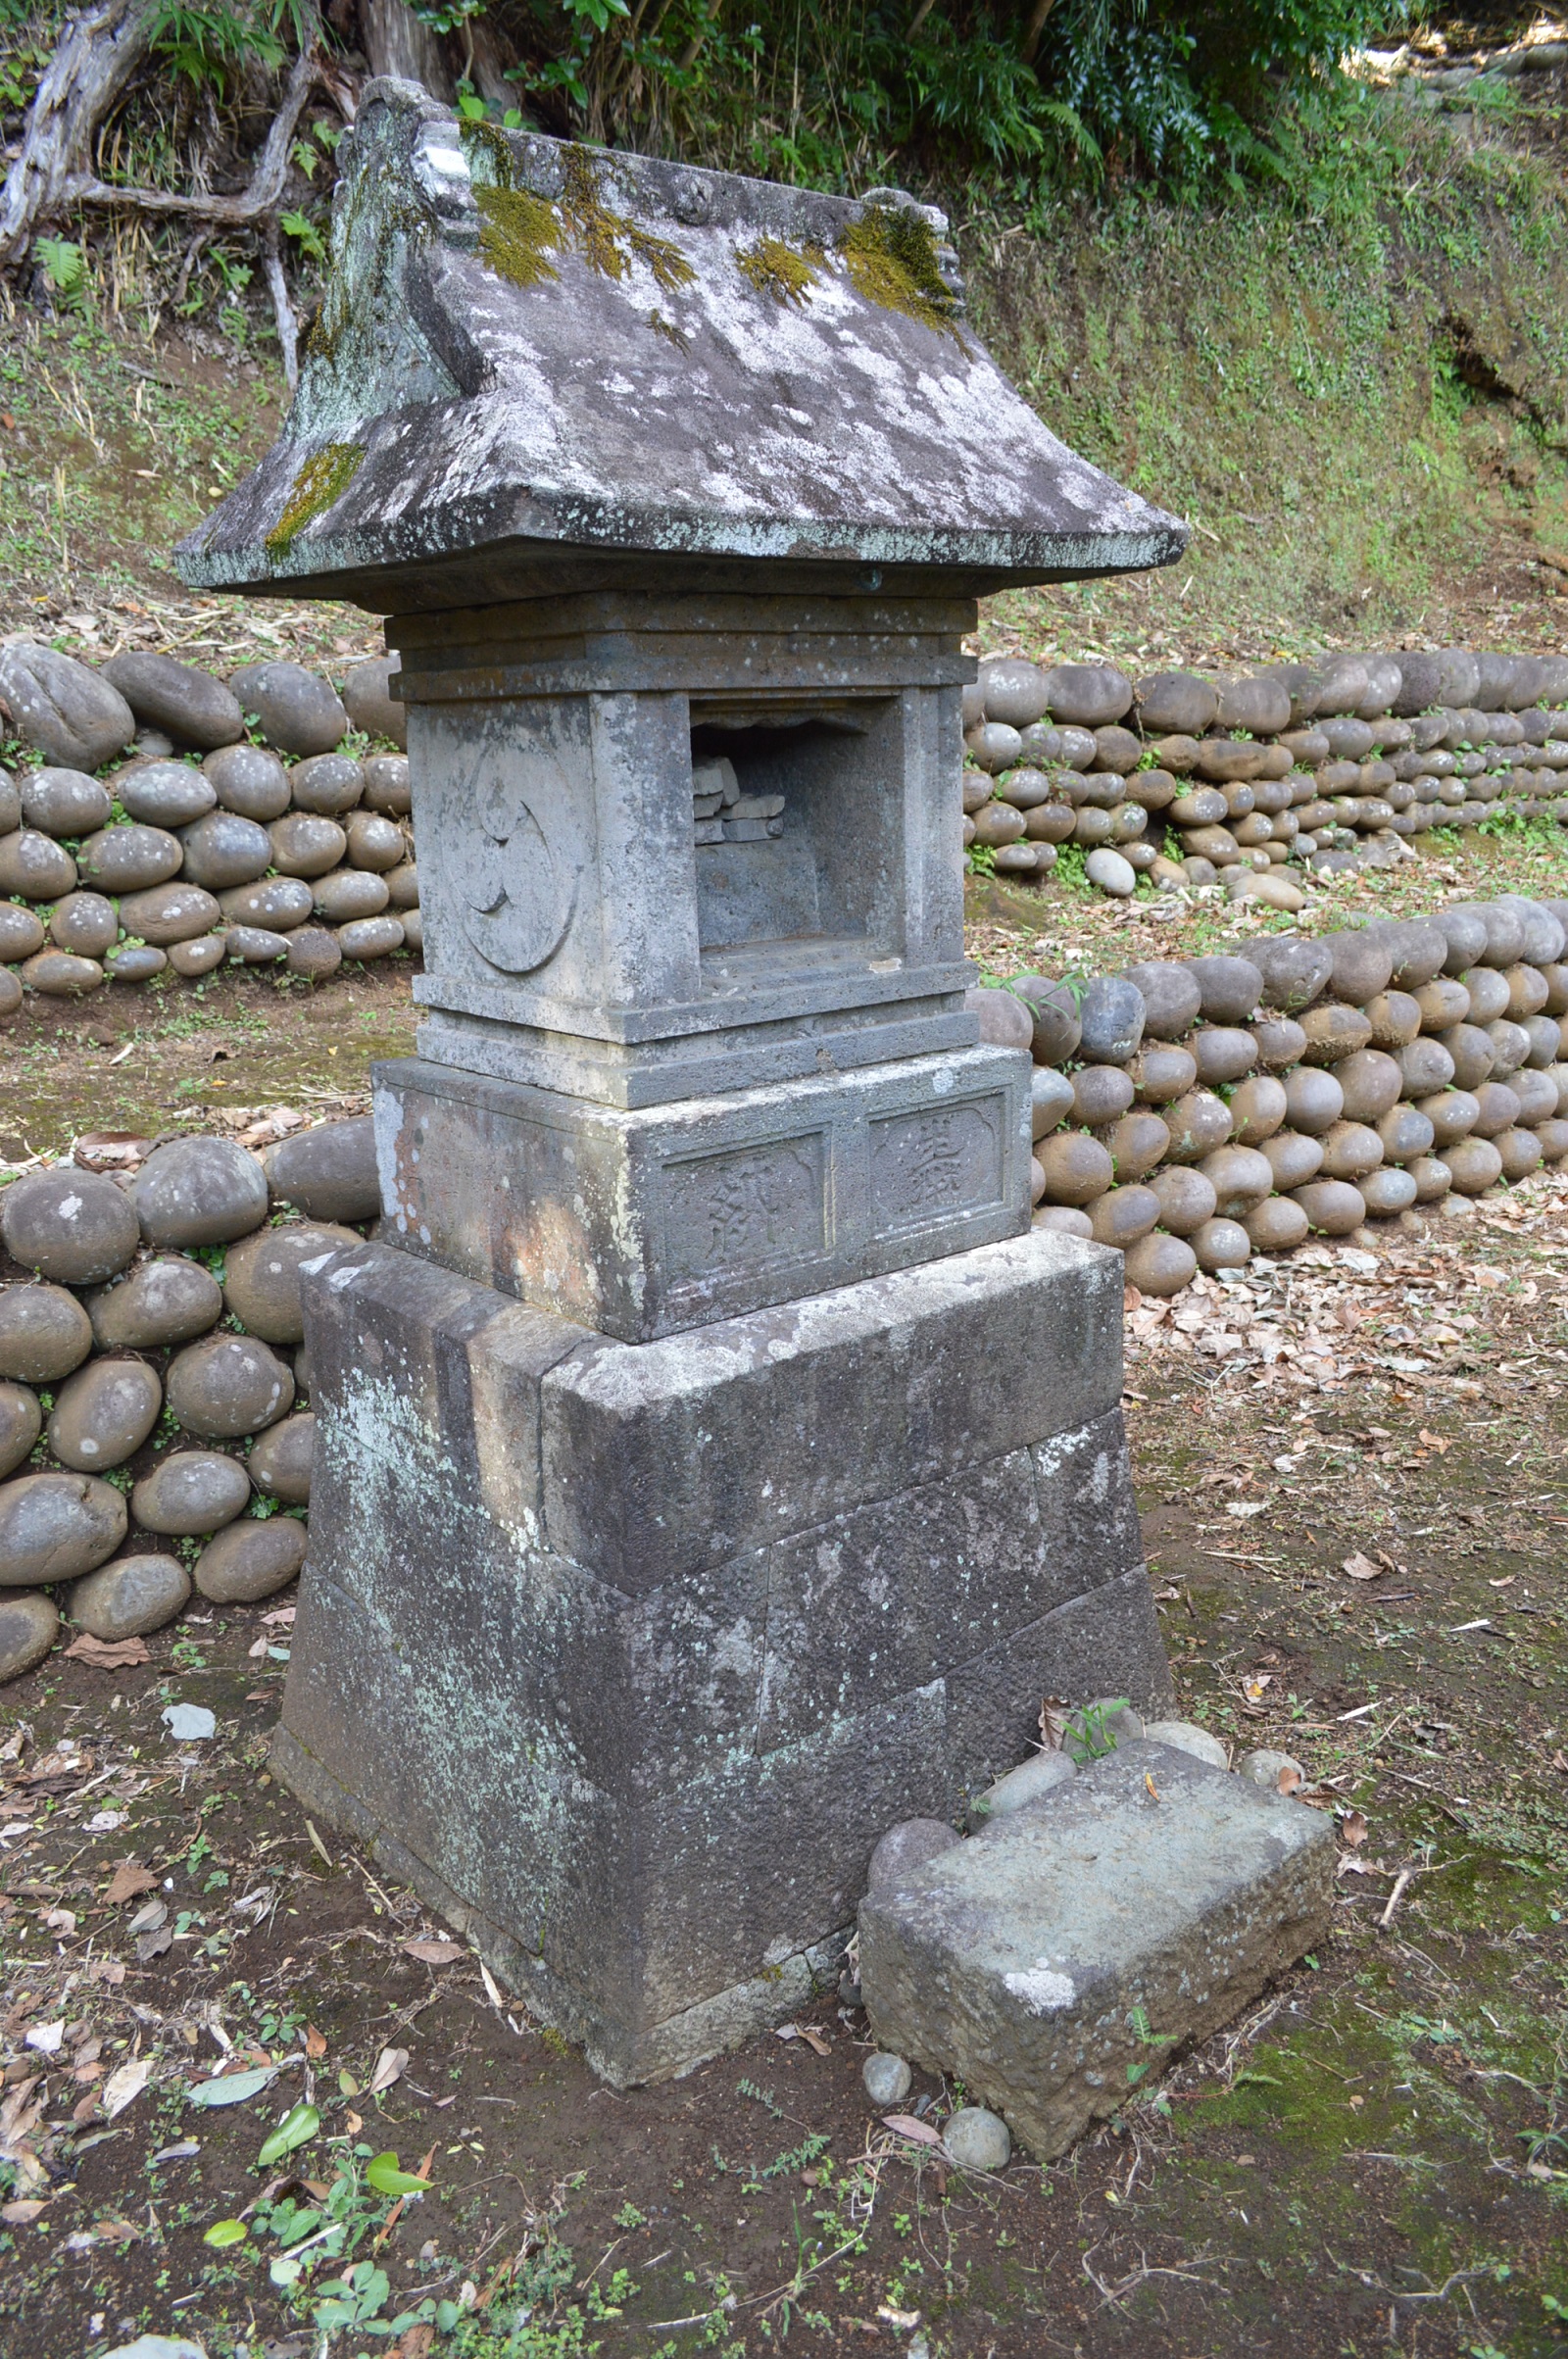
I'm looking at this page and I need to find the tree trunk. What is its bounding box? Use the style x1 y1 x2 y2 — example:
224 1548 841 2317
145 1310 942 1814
360 0 454 100
466 19 518 112
0 0 153 268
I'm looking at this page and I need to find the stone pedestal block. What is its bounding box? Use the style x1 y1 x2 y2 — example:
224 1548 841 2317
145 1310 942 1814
374 1044 1032 1341
276 1228 1170 2084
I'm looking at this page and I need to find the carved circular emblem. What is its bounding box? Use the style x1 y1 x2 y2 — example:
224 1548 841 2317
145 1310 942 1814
453 771 575 975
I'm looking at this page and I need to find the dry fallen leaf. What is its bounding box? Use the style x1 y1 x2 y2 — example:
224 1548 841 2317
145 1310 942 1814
774 2022 831 2056
104 1861 158 1908
402 1939 465 1967
1341 1810 1368 1848
101 2058 153 2120
305 2026 327 2061
366 2045 408 2097
1277 1765 1303 1795
62 1634 150 1669
1417 1428 1450 1453
1341 1552 1383 1583
0 2199 45 2225
1038 1696 1070 1753
882 2114 942 2146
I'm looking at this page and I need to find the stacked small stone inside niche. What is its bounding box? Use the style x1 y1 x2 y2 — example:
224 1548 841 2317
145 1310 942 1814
173 81 1188 2083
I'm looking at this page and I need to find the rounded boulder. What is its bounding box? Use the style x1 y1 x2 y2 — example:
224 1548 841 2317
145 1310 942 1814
228 662 349 758
130 1449 252 1536
204 742 292 819
131 1136 269 1249
22 765 112 838
264 1116 379 1223
103 651 245 749
0 640 134 770
114 760 218 828
87 1255 223 1350
222 1222 361 1345
166 1335 294 1439
2 1167 139 1284
0 1590 59 1685
47 1357 162 1472
0 1284 93 1384
193 1513 308 1603
248 1411 314 1505
1122 1231 1197 1296
70 1551 191 1642
0 1470 126 1585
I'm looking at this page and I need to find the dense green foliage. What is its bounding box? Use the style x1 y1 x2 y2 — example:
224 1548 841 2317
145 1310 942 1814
437 0 1396 195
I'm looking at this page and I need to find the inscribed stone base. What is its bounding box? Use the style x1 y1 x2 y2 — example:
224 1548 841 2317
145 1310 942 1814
274 1229 1171 2084
373 1044 1032 1342
858 1740 1335 2161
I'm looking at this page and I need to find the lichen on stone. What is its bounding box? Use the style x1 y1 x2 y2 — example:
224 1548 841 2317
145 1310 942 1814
838 203 965 346
472 140 695 301
736 234 824 309
265 443 366 557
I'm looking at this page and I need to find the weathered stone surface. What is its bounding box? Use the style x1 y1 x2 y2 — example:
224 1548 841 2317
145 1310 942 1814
177 811 273 890
1418 1089 1480 1148
1042 664 1133 726
1084 846 1135 897
0 826 77 900
943 2106 1011 2170
342 653 408 747
1143 1718 1228 1767
223 1222 362 1344
1186 955 1262 1023
1319 1121 1383 1182
285 925 344 980
248 1411 314 1504
1087 1184 1159 1248
0 903 46 961
363 752 413 813
1030 1067 1074 1139
47 1357 162 1471
0 1589 58 1684
115 760 218 827
979 657 1049 727
224 924 289 964
868 1817 962 1894
1122 1231 1197 1295
1191 1216 1250 1271
859 1741 1333 2161
1130 1045 1197 1105
1244 1195 1308 1251
1216 675 1291 734
1438 1023 1496 1092
194 1514 308 1602
1249 937 1333 1012
344 810 406 872
1134 672 1216 735
22 765 112 838
48 892 119 959
204 742 292 819
291 752 365 814
269 812 347 877
229 663 349 757
1191 1027 1256 1087
87 1255 223 1350
1443 1137 1504 1195
1335 1049 1403 1122
1159 1090 1232 1162
168 933 227 977
1197 1146 1272 1218
1291 1179 1366 1235
0 1382 41 1478
76 822 184 893
1299 1004 1373 1065
0 1470 127 1585
1382 919 1447 989
113 942 171 985
118 881 222 945
103 652 244 749
219 875 316 931
1071 1064 1135 1126
2 1168 139 1285
70 1550 192 1640
1145 1165 1216 1236
131 1136 270 1248
862 2050 912 2105
265 1117 379 1222
1075 975 1144 1063
166 1335 294 1437
966 985 1035 1053
1036 1134 1113 1205
1238 1747 1305 1794
1121 961 1201 1040
131 1449 251 1536
969 1746 1076 1826
0 1284 94 1384
1100 1111 1167 1182
22 948 103 997
0 641 134 769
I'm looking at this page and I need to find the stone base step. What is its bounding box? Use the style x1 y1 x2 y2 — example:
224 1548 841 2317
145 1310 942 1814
858 1738 1334 2161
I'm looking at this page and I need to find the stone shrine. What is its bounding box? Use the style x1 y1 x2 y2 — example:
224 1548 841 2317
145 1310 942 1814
178 80 1187 2082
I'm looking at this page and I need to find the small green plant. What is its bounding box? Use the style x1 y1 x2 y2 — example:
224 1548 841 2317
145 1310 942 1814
1063 1696 1130 1764
34 237 87 310
965 842 998 877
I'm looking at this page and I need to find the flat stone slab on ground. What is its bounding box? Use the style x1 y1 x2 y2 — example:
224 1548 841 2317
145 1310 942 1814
858 1738 1333 2161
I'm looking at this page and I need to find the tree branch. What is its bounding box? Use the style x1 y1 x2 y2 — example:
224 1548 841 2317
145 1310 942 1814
61 43 324 225
262 215 299 392
0 0 153 269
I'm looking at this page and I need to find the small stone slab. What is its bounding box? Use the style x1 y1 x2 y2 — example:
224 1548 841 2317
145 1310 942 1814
858 1738 1333 2162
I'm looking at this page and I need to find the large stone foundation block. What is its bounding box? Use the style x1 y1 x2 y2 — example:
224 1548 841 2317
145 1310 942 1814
858 1739 1335 2161
276 1228 1171 2084
373 1043 1032 1342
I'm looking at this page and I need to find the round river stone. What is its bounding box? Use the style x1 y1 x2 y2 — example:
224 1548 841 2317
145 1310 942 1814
176 811 272 890
314 868 391 923
103 650 244 749
1121 960 1201 1040
862 2053 912 2106
70 1551 191 1642
1010 974 1081 1063
117 882 222 946
1190 1027 1257 1087
1076 974 1145 1063
1226 1076 1288 1145
286 927 343 981
289 753 364 814
22 765 112 837
131 1136 269 1249
1071 1065 1135 1127
0 1470 126 1585
0 1284 93 1383
2 1167 139 1285
131 1449 252 1536
362 752 412 812
228 661 349 758
193 1513 307 1602
47 1357 162 1471
343 656 408 750
166 1334 294 1437
87 1255 223 1350
1261 1129 1325 1191
0 827 77 900
339 913 405 960
0 1382 41 1478
1122 1231 1197 1296
1147 1165 1216 1235
1291 1179 1366 1235
248 1411 313 1505
1035 1134 1113 1205
204 742 292 819
344 811 407 872
114 761 217 827
264 1117 379 1223
49 892 119 959
943 2106 1011 2172
0 1591 58 1685
1244 1196 1309 1252
1160 1090 1232 1163
76 822 183 893
219 875 315 931
0 904 46 962
866 1816 961 1896
270 812 348 878
223 1223 361 1344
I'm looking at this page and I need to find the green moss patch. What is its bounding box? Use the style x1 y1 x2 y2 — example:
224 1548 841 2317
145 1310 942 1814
472 143 695 304
838 204 964 344
264 441 365 558
736 233 824 309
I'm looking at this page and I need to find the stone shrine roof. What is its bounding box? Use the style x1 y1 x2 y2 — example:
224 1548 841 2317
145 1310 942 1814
175 81 1187 611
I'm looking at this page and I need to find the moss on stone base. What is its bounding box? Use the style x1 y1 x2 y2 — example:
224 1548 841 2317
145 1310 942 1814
838 204 964 344
265 443 366 559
